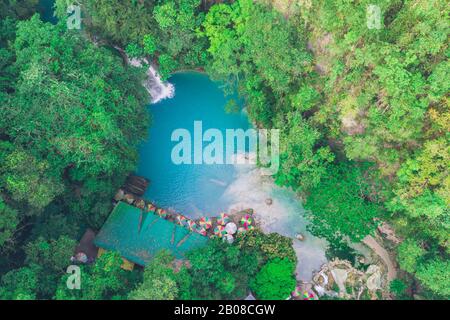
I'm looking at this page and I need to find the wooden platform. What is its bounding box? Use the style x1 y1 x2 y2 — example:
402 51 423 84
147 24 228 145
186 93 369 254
123 175 149 197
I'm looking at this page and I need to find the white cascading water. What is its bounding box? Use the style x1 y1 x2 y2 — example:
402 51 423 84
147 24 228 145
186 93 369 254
116 47 175 104
144 63 175 104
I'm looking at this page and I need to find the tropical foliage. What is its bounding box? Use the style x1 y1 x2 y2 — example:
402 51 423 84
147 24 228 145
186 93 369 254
0 0 448 300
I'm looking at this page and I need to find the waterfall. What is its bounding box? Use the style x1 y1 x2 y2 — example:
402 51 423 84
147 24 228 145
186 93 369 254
115 46 175 104
144 63 175 104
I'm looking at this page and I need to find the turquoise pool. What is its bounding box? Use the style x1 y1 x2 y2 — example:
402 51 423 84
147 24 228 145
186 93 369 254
137 72 328 280
137 72 249 217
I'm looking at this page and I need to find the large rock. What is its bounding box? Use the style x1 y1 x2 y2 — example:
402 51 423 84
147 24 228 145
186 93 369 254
366 265 382 291
312 259 389 300
296 233 305 241
366 272 382 291
377 222 401 244
366 264 380 275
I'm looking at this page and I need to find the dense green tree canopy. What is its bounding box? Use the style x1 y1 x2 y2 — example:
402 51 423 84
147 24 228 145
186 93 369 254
0 0 448 301
0 7 150 300
299 0 449 297
415 259 450 298
0 197 18 249
304 163 383 242
0 265 39 300
55 251 140 300
0 15 150 225
250 258 296 300
128 251 178 300
55 0 156 45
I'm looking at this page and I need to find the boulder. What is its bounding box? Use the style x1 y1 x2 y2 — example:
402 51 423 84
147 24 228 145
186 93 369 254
366 271 382 291
366 264 382 291
296 233 305 241
377 221 401 244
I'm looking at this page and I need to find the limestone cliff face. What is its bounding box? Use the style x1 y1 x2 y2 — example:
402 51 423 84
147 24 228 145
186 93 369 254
312 258 391 300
